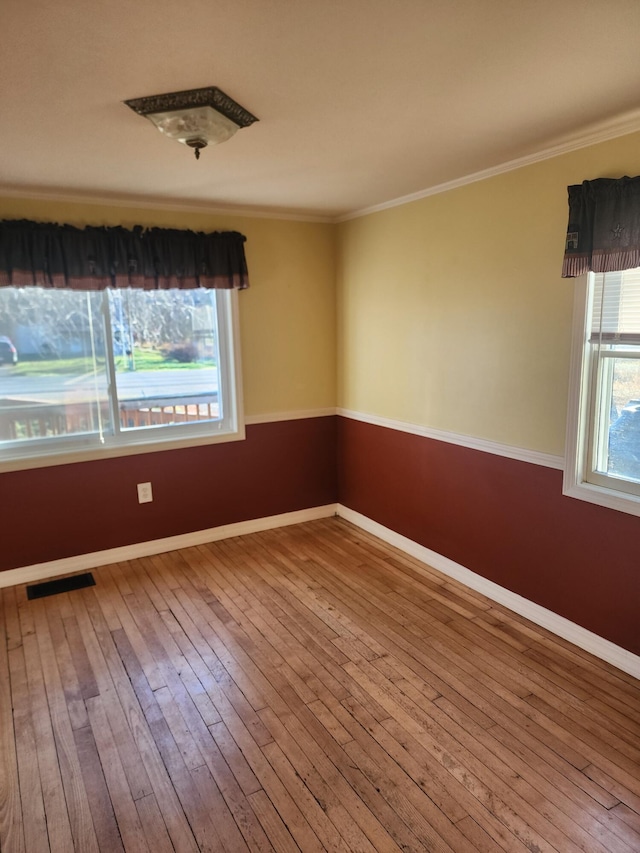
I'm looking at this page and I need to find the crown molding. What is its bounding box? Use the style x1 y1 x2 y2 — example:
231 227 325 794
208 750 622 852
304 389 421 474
337 108 640 222
4 108 640 226
0 187 333 224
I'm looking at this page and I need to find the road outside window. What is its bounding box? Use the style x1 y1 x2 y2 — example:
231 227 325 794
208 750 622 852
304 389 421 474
0 286 242 466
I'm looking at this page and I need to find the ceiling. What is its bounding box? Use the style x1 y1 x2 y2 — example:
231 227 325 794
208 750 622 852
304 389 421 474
3 0 640 220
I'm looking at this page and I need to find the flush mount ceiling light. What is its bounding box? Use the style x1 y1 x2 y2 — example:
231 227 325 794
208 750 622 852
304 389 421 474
124 86 258 160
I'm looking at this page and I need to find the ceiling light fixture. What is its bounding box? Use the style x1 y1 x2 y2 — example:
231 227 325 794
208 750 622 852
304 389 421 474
124 86 258 160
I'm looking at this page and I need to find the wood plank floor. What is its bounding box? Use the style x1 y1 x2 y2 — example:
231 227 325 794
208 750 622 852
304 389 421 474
1 517 639 852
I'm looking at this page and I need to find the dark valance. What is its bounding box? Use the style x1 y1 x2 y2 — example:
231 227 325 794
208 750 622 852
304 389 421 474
0 219 249 290
562 176 640 277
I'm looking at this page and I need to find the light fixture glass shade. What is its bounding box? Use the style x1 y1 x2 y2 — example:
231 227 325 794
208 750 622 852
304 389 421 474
145 106 240 148
123 86 258 159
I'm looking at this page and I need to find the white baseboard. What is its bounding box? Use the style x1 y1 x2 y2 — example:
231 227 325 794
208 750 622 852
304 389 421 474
337 504 640 681
0 504 338 590
4 500 637 681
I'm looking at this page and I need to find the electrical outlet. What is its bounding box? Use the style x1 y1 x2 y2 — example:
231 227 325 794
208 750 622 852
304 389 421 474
137 482 153 503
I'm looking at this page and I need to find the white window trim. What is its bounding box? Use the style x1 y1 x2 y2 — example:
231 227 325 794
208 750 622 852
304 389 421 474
563 274 640 517
0 289 245 474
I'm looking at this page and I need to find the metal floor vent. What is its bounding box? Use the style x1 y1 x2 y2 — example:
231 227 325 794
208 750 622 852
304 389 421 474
26 572 96 600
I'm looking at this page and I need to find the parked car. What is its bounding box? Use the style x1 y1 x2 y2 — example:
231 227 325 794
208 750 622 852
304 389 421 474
0 336 17 365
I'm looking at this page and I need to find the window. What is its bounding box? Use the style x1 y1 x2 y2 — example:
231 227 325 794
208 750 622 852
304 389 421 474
0 286 243 469
565 268 640 515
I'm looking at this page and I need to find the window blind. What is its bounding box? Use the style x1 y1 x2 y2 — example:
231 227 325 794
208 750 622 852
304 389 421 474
590 267 640 344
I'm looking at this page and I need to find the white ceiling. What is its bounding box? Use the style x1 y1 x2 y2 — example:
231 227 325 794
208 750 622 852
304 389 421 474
3 0 640 220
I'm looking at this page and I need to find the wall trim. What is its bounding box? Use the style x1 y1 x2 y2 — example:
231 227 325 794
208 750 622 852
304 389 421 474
338 408 564 470
245 408 336 425
337 107 640 222
0 504 338 590
5 109 640 226
0 188 333 224
337 504 640 680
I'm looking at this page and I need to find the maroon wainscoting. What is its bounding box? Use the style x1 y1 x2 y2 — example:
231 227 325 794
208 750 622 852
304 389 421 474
0 417 337 572
338 416 640 656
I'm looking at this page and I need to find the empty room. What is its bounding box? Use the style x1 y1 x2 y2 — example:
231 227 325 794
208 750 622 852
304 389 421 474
0 1 639 851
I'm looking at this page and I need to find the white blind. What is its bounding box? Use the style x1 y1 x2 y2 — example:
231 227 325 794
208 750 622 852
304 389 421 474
591 267 640 344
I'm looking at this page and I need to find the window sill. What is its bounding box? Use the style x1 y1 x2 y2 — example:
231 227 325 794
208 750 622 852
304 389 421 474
563 474 640 518
0 423 246 474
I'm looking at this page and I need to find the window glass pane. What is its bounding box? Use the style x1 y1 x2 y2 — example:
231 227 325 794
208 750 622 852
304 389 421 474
0 285 238 466
596 354 640 482
0 287 108 445
109 289 221 432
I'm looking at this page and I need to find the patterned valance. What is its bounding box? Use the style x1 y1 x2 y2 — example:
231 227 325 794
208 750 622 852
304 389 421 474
562 176 640 277
0 219 249 290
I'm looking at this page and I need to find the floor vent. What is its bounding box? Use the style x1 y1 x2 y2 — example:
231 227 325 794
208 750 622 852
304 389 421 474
26 572 96 601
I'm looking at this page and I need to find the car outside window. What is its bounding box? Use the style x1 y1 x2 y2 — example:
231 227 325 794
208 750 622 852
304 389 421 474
0 336 18 365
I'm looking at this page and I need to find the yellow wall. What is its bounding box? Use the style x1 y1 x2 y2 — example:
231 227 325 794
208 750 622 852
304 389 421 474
0 196 336 418
5 129 640 455
337 131 640 456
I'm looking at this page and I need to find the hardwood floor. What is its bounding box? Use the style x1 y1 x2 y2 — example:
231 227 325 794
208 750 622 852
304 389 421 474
1 517 639 852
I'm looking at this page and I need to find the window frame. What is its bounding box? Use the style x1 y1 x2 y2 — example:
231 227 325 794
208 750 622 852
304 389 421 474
0 288 245 473
564 273 640 516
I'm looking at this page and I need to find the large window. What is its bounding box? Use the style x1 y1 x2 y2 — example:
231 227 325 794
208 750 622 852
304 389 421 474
565 268 640 514
0 286 243 468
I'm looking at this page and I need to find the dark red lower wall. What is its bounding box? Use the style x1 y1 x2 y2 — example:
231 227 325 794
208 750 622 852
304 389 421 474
4 412 638 657
338 416 640 657
0 417 337 572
